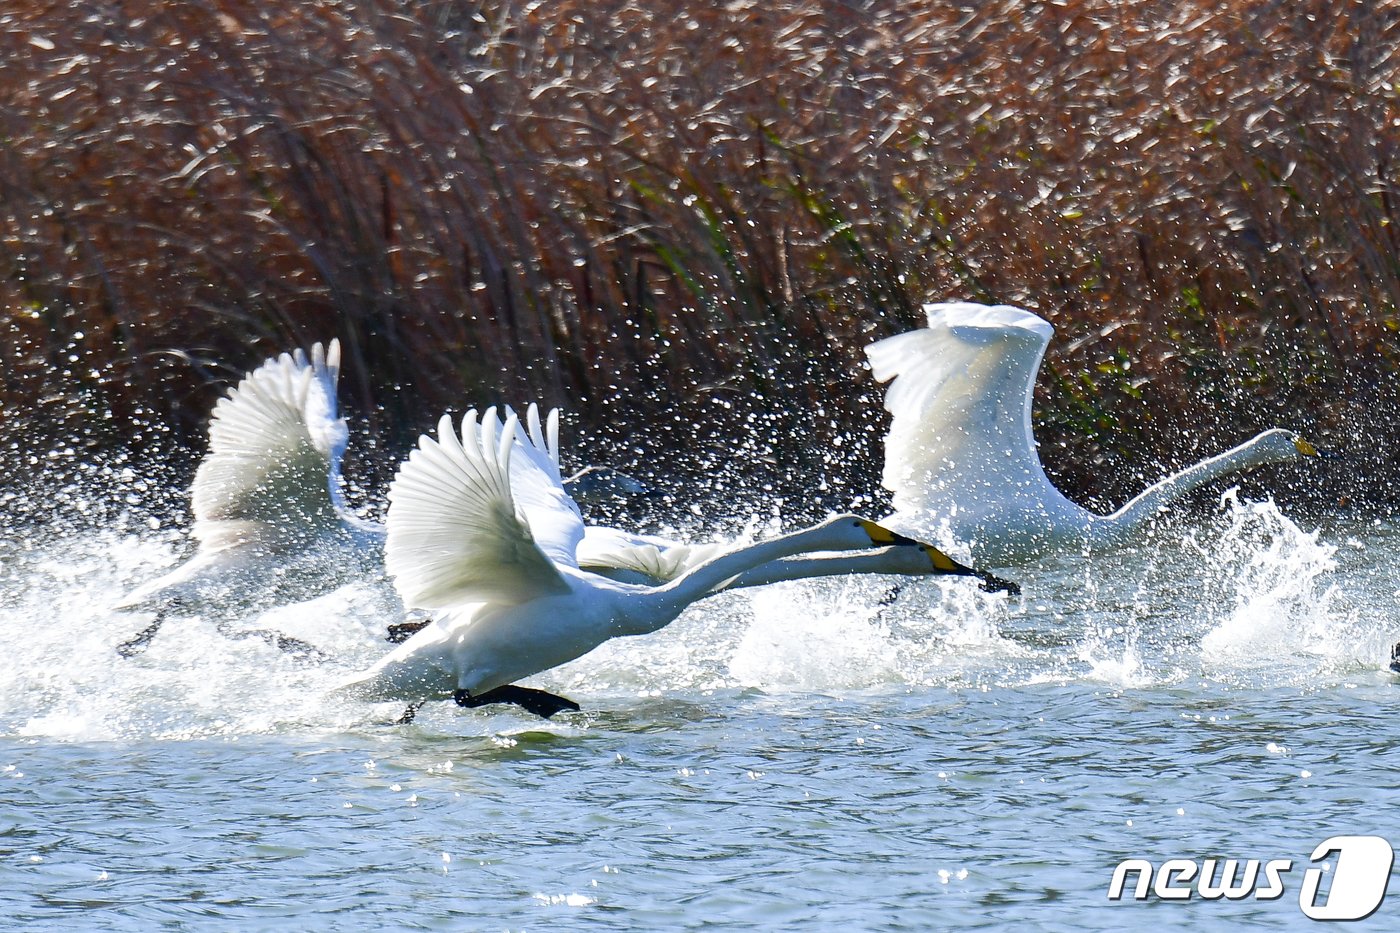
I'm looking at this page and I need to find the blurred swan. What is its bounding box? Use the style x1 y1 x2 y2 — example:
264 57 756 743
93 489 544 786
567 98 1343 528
114 340 379 656
115 340 641 656
336 406 1006 719
866 302 1326 566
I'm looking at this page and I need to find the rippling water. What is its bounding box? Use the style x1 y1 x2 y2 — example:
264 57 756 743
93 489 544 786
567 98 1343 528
2 488 1398 929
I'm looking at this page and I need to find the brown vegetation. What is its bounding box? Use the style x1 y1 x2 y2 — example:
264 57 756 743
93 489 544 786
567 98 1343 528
2 0 1398 517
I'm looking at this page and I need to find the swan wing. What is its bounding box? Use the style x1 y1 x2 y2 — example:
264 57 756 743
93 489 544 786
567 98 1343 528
191 339 348 551
576 526 724 583
500 404 585 570
865 303 1058 516
386 408 575 611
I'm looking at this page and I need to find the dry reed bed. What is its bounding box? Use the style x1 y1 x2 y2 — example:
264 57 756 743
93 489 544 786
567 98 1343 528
1 0 1398 513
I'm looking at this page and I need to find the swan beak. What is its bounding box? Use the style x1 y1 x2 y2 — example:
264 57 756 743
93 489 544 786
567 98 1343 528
1293 437 1341 460
858 520 925 549
857 521 1022 595
926 545 1022 596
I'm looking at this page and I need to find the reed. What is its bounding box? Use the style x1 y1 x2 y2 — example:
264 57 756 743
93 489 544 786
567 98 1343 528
1 0 1396 515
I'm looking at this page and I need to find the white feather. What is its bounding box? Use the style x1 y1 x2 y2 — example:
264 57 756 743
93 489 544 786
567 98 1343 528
385 409 574 612
191 338 348 552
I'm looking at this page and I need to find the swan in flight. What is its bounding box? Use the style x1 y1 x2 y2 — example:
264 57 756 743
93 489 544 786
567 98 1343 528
115 340 640 656
866 302 1326 566
336 406 1011 719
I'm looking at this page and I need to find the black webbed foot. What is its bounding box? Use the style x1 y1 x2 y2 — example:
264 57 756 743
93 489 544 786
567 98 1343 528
386 620 431 644
218 623 328 665
454 685 581 718
397 701 424 725
116 614 166 658
269 633 329 665
1390 642 1400 675
876 584 905 607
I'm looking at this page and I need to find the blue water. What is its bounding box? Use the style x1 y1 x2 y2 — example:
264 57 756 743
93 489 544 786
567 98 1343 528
2 492 1398 929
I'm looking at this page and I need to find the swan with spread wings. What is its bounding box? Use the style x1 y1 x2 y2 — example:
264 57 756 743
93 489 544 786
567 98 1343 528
866 302 1325 566
113 341 381 656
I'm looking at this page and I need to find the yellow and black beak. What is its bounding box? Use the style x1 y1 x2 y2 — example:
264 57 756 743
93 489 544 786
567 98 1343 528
1294 436 1341 460
858 520 1021 595
858 519 922 548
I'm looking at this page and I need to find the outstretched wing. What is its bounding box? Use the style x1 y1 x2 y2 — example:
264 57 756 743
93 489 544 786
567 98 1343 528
865 303 1058 516
386 408 580 611
191 339 348 551
576 525 725 584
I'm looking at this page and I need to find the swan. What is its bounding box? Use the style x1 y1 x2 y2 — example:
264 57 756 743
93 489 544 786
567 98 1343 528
115 340 640 656
866 302 1326 566
114 340 380 656
335 406 1010 719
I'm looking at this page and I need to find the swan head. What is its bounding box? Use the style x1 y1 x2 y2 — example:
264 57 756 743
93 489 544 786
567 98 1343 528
807 514 928 551
814 515 1021 594
1246 428 1325 465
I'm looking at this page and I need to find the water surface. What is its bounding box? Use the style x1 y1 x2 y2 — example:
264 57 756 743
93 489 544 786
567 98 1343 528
2 490 1397 929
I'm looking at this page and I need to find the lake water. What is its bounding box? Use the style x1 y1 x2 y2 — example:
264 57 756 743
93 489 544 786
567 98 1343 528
2 486 1397 929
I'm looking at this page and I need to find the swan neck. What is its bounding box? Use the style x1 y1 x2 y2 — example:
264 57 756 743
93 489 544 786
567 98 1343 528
619 529 825 634
722 548 931 590
1107 439 1270 531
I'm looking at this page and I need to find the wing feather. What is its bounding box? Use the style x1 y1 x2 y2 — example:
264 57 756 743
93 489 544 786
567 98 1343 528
576 526 724 584
191 339 347 551
866 303 1057 515
385 409 576 611
501 404 583 568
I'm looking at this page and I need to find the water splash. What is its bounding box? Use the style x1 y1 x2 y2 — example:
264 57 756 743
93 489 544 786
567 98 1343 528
728 575 1022 692
1076 630 1151 688
0 502 393 741
1190 489 1373 681
2 478 1393 741
727 580 900 691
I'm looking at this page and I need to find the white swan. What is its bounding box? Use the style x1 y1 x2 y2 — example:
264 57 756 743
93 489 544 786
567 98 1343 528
115 340 640 656
115 340 381 655
335 407 1003 718
866 302 1325 566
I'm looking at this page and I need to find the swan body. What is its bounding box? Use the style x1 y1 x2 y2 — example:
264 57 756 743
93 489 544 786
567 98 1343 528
335 407 990 713
866 302 1323 566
